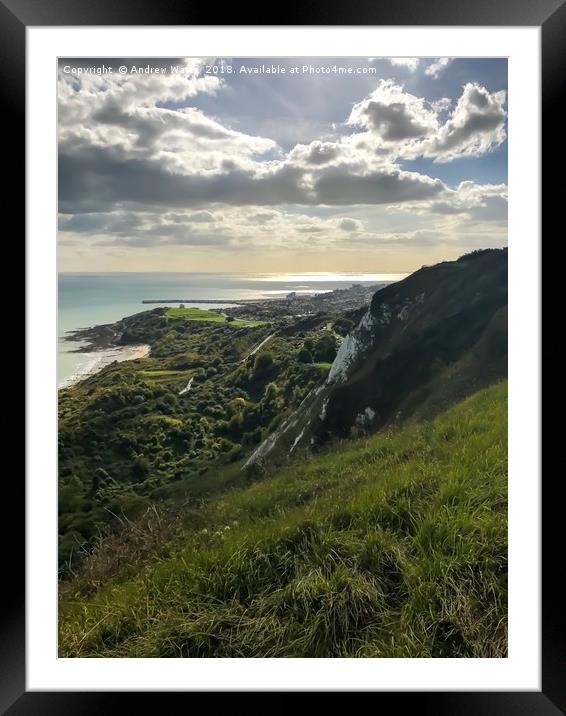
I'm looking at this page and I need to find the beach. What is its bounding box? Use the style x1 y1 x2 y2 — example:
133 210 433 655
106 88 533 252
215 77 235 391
58 344 150 389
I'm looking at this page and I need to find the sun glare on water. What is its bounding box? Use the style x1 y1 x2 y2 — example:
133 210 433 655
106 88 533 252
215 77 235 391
247 272 408 283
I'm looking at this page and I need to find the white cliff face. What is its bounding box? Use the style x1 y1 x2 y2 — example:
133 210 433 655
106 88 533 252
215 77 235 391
326 332 361 383
243 421 286 467
245 293 409 469
289 428 306 454
326 300 400 384
327 307 379 384
244 384 325 468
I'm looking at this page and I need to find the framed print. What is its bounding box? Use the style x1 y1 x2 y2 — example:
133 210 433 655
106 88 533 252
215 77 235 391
8 0 556 710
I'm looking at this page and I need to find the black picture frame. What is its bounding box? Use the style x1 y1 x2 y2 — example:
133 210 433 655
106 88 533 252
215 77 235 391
8 0 554 710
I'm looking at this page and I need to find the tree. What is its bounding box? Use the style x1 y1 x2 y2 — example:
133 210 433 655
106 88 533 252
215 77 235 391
193 367 206 382
313 335 337 362
229 397 247 414
297 347 313 363
253 351 274 378
292 385 305 405
228 412 244 436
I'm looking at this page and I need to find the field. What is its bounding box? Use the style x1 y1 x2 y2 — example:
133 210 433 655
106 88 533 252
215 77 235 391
165 307 264 327
59 381 507 658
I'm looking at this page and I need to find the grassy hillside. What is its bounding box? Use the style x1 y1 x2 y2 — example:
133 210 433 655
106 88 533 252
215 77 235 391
58 311 341 573
59 381 507 658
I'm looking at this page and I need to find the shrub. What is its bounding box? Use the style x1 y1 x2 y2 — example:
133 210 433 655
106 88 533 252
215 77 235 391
313 335 337 362
132 455 150 481
253 352 274 377
263 382 279 402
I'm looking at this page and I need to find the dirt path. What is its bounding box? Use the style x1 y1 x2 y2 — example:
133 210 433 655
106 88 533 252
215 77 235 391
242 333 276 362
179 376 194 396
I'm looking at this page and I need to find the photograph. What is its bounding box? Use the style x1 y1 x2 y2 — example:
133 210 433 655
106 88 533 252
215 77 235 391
56 55 510 659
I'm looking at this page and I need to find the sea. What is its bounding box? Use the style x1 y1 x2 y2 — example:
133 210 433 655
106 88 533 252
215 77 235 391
58 272 407 386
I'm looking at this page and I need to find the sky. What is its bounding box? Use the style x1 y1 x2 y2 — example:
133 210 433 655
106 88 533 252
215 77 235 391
58 57 508 273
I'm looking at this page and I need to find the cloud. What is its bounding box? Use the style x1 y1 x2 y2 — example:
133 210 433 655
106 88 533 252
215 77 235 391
57 59 508 269
61 103 277 179
96 232 231 247
59 57 277 182
185 211 216 222
296 225 324 233
59 143 447 213
386 181 508 221
311 165 444 205
59 67 507 217
449 182 508 222
58 195 507 265
425 58 452 78
337 218 363 231
58 58 220 116
389 58 420 72
58 211 141 234
60 207 234 248
426 83 507 161
247 212 278 224
288 141 340 166
348 81 438 141
346 81 506 163
431 97 452 113
467 195 507 222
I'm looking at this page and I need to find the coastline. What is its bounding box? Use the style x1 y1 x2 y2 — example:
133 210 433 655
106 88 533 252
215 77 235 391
58 344 150 390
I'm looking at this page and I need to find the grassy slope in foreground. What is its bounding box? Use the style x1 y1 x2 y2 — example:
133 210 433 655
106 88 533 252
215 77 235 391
59 382 507 658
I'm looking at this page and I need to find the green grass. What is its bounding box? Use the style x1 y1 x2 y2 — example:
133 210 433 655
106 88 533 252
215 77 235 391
138 369 192 386
139 370 189 377
165 307 264 327
166 307 225 321
313 362 332 370
59 382 507 658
